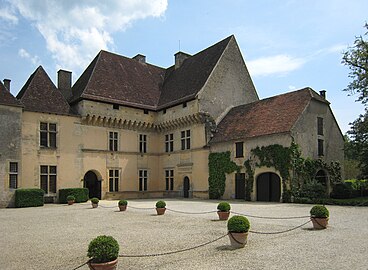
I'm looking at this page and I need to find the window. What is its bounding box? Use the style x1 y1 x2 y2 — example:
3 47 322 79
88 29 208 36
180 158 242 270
143 109 149 115
181 130 191 150
182 102 187 108
163 109 166 114
9 162 18 189
113 104 119 110
165 169 174 191
40 165 57 194
109 169 119 192
317 117 324 136
165 133 174 152
235 142 244 158
318 139 324 156
139 134 147 153
109 131 118 151
40 122 57 148
139 170 147 191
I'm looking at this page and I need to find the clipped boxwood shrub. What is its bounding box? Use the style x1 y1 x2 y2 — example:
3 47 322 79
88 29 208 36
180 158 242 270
310 205 329 218
118 200 128 206
15 188 44 208
156 200 166 208
227 215 250 233
91 198 99 204
59 188 89 203
217 202 231 212
87 235 119 263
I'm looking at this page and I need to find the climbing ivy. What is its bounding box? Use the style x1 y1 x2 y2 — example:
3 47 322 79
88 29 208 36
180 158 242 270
244 159 254 201
208 152 240 199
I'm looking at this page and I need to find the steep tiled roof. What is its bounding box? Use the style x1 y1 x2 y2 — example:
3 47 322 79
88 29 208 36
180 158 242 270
0 81 22 107
70 36 233 110
16 66 73 115
210 88 329 143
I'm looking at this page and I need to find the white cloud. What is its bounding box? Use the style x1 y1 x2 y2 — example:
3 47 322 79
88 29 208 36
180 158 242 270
0 6 18 24
8 0 168 72
18 48 40 65
247 54 306 77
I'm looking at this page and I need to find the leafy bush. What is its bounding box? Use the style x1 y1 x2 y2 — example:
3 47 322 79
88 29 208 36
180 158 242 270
91 198 99 204
118 200 128 206
297 181 327 199
87 235 119 263
310 205 329 218
59 188 89 203
227 215 250 232
66 195 75 201
15 188 44 208
217 202 231 212
331 183 353 199
155 200 166 208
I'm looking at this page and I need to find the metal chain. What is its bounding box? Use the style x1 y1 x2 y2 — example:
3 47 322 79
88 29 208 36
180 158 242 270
128 205 156 210
166 208 218 215
231 211 310 220
249 219 311 234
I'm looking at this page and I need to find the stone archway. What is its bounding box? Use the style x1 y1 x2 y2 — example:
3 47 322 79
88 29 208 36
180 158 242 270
315 170 328 186
84 170 102 199
256 172 281 202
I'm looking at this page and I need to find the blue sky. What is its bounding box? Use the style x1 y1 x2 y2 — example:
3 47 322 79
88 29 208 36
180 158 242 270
0 0 367 133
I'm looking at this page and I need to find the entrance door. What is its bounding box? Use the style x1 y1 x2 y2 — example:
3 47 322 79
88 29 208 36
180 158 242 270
235 173 246 199
256 173 281 202
84 171 101 199
183 177 190 198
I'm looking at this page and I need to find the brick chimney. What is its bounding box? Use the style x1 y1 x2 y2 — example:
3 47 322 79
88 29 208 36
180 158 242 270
175 52 191 69
319 90 326 99
3 79 11 92
57 69 72 100
133 54 146 64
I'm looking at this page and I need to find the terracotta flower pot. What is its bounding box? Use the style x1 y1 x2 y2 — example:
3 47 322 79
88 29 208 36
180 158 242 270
217 211 230 220
311 217 329 229
92 203 98 208
228 232 248 248
67 200 75 205
88 258 118 270
118 205 127 211
156 207 166 215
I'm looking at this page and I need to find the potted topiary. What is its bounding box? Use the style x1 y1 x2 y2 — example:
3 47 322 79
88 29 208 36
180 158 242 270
310 205 329 229
217 201 231 220
87 235 119 270
155 200 166 215
91 197 99 208
67 195 75 205
118 200 128 211
227 215 250 248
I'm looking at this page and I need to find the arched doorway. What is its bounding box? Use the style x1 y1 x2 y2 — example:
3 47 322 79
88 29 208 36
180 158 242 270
257 172 281 202
183 177 190 198
84 170 101 199
315 170 328 186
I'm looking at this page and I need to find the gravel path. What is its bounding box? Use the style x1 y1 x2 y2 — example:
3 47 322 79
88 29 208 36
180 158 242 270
0 199 367 270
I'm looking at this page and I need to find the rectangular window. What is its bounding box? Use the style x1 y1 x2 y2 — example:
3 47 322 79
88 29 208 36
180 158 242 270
9 162 18 189
183 102 187 108
165 133 174 152
113 104 119 110
40 165 57 194
139 134 147 153
109 131 118 151
109 169 119 192
143 109 149 115
318 139 324 156
181 130 191 150
139 170 147 191
235 142 244 158
317 117 324 136
40 122 57 148
165 169 174 191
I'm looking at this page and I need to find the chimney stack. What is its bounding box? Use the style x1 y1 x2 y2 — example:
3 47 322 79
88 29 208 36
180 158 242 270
3 79 11 92
319 90 326 99
57 70 72 100
175 52 191 69
132 54 146 64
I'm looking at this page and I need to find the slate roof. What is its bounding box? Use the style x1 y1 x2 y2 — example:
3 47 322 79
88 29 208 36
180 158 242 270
16 66 73 115
70 35 234 110
210 88 329 143
0 81 22 107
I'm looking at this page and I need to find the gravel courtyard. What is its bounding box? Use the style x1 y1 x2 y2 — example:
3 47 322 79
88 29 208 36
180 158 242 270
1 199 367 270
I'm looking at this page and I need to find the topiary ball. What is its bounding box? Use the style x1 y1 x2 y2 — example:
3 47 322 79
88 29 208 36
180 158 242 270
217 202 231 212
118 200 128 206
310 205 329 218
156 200 166 208
227 215 250 233
87 235 119 263
66 195 75 201
91 198 99 204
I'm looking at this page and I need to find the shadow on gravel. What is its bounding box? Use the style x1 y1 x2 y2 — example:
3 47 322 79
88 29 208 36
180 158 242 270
216 245 239 251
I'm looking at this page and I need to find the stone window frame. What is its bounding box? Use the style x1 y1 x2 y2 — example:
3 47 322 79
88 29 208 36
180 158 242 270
108 168 120 192
165 169 174 191
40 165 57 194
9 161 19 189
181 129 191 150
139 134 147 153
165 133 174 152
235 141 244 158
317 117 324 136
108 131 119 151
40 122 57 148
318 139 324 157
139 169 148 191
